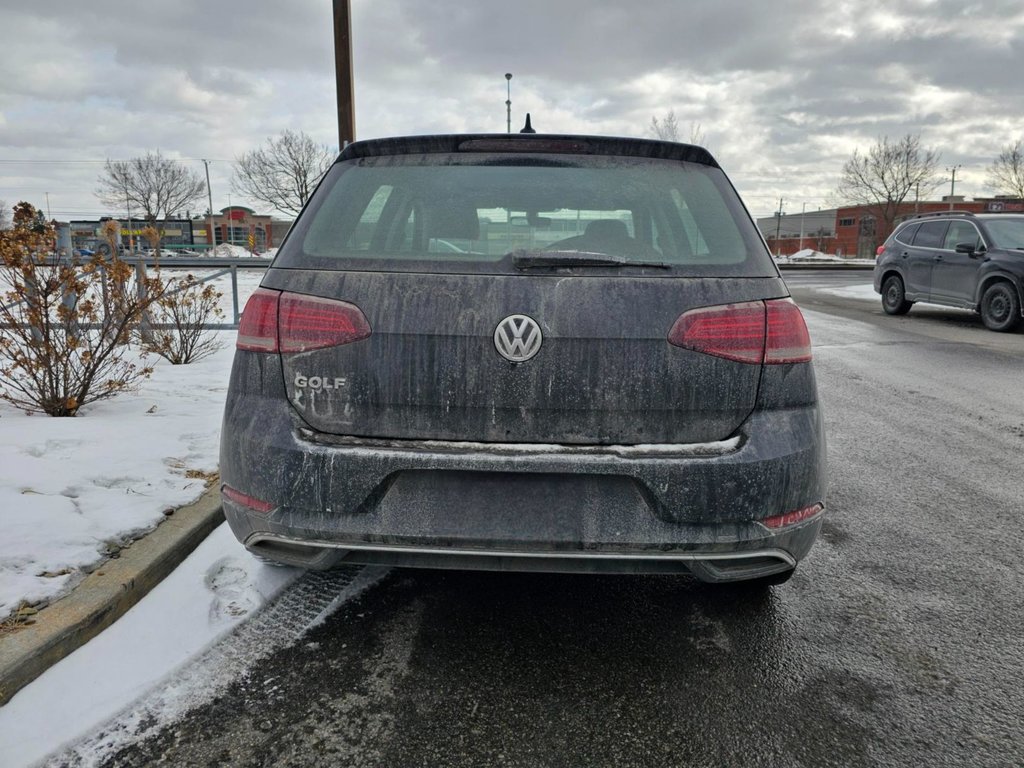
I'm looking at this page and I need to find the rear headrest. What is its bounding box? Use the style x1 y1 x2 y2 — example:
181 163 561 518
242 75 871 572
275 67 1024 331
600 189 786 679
585 219 629 240
426 201 479 240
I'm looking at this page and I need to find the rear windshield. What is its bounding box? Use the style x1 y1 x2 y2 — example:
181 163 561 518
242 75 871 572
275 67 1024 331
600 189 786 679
983 217 1024 250
273 153 775 276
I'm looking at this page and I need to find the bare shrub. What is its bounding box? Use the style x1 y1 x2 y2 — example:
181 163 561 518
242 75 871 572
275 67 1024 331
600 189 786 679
143 273 224 364
0 202 161 416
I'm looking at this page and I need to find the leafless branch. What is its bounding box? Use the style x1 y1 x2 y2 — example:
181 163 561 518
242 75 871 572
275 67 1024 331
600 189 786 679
835 134 941 237
231 130 335 216
986 140 1024 199
95 151 206 225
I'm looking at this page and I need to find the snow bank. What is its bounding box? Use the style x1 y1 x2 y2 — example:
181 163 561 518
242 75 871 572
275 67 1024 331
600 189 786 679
0 273 264 616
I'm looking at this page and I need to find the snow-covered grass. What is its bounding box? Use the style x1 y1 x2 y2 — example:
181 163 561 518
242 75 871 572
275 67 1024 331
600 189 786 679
0 270 265 618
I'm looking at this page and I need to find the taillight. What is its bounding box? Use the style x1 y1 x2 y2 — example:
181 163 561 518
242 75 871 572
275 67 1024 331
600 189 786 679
875 245 886 256
279 293 371 353
668 301 766 364
668 298 812 364
760 503 824 529
236 288 280 352
222 485 275 514
764 298 812 364
235 289 371 353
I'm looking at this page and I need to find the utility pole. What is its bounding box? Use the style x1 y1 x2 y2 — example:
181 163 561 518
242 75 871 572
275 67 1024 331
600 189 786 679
505 73 512 133
203 159 215 251
946 165 962 210
124 182 134 254
333 0 356 148
774 197 784 257
798 202 806 252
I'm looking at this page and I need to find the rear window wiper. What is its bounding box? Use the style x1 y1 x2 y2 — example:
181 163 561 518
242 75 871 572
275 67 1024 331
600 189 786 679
509 249 671 269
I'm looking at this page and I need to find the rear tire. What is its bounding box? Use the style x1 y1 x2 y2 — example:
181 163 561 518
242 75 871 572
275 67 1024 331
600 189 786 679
881 275 912 315
979 281 1022 332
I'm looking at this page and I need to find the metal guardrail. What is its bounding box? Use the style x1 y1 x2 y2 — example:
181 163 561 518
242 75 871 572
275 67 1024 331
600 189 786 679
1 255 272 331
125 256 273 328
3 254 873 333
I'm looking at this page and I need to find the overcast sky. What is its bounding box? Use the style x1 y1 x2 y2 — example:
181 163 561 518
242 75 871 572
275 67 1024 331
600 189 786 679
2 0 1023 221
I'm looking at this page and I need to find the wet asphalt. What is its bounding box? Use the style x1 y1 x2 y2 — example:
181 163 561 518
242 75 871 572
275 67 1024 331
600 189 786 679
87 271 1024 768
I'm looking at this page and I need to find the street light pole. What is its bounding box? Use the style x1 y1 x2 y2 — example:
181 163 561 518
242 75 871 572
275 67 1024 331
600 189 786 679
203 159 215 251
505 73 512 134
774 197 784 257
947 164 962 210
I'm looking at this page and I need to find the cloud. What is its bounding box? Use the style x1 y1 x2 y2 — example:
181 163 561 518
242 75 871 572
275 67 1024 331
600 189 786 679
2 0 1024 219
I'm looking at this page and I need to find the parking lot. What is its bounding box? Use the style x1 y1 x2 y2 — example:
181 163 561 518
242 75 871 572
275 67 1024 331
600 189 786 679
49 271 1024 767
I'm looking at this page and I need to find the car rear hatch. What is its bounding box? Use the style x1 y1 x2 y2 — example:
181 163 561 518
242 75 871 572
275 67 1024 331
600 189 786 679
254 135 789 446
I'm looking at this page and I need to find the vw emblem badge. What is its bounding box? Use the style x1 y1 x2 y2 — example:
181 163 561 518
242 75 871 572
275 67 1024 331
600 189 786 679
494 314 543 363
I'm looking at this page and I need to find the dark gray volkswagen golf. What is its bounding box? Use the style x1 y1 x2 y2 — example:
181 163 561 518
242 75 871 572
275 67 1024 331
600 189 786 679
220 133 826 586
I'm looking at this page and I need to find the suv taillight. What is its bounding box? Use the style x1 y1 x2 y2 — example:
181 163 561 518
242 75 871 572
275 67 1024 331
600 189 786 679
236 288 371 353
668 298 811 364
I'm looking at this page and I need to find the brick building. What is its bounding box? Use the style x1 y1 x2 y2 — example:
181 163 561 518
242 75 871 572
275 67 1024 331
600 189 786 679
758 198 1024 258
196 206 274 253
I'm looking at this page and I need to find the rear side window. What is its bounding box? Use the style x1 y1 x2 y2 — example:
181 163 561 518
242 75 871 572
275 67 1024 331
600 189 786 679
274 153 774 276
894 222 920 245
913 221 948 248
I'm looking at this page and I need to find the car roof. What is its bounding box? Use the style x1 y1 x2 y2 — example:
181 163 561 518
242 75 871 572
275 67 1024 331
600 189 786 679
336 133 719 168
901 211 1024 224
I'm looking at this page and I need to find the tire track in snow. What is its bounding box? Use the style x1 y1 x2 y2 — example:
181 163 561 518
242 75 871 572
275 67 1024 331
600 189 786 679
50 566 390 768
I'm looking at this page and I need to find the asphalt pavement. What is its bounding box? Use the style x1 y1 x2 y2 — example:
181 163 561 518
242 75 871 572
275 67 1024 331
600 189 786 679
72 273 1024 768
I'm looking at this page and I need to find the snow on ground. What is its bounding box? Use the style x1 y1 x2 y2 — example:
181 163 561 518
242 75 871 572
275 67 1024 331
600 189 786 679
814 282 977 315
775 249 876 265
0 269 266 617
818 283 879 301
207 243 268 259
0 524 388 768
0 525 299 767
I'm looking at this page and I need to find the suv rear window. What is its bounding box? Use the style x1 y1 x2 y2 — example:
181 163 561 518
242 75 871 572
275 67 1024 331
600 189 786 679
913 221 948 248
273 153 774 276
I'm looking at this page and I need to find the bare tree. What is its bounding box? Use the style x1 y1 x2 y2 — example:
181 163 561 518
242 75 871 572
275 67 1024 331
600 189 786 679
96 151 206 227
650 110 681 141
650 110 706 146
986 140 1024 199
0 200 10 230
232 130 335 216
835 134 941 242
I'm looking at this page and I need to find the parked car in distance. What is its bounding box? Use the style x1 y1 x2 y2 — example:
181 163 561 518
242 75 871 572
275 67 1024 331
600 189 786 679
220 132 827 587
874 211 1024 332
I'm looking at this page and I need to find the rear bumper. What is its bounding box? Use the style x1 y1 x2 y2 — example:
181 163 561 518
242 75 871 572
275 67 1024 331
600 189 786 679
220 392 826 581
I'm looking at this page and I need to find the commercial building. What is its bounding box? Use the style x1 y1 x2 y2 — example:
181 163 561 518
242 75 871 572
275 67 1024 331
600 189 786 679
757 197 1024 258
63 206 282 254
196 206 273 252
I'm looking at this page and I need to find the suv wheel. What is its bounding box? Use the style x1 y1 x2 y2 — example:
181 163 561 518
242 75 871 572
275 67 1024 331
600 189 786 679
980 281 1022 332
881 275 912 315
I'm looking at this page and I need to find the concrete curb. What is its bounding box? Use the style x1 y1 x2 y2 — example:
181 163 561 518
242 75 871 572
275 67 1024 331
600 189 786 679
0 484 224 706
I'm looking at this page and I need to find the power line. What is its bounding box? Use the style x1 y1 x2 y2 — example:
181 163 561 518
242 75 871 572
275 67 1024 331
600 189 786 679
0 158 233 164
